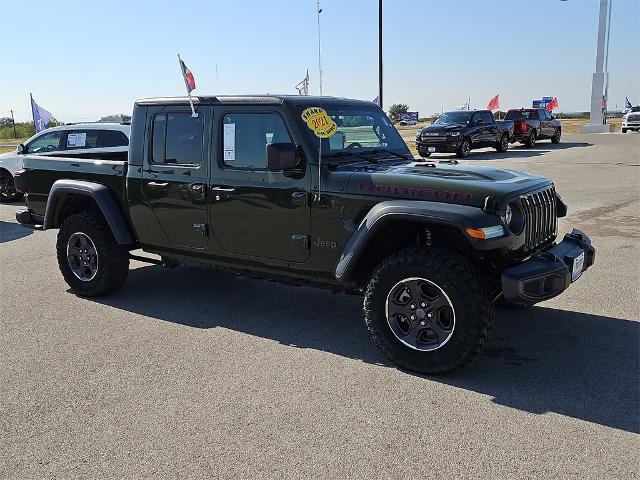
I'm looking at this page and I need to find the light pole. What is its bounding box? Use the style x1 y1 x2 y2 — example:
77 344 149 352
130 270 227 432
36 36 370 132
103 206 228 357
581 0 614 133
378 0 383 110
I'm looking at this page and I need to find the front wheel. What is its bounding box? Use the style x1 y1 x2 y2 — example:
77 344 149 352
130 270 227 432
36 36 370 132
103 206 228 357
0 170 24 203
456 138 471 158
495 133 509 152
364 248 494 374
56 211 130 297
622 128 627 133
418 150 431 158
551 129 561 144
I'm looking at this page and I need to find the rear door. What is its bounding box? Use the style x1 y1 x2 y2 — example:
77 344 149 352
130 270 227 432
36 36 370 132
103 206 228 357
209 108 311 263
140 106 209 249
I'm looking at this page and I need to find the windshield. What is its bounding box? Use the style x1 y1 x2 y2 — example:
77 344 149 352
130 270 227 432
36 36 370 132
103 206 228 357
630 106 640 112
435 112 472 125
297 105 410 156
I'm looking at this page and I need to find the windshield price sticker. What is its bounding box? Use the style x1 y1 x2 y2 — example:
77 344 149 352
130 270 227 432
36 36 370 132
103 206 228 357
301 107 337 138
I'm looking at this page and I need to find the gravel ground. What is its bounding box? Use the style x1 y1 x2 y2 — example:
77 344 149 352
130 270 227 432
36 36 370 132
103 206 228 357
1 133 638 479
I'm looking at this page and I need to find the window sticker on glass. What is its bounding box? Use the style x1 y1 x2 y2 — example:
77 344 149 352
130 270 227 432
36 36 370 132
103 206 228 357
75 133 86 147
223 123 235 162
301 107 337 138
67 133 77 147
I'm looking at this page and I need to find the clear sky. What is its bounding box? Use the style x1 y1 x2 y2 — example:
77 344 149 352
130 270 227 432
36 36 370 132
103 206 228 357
1 0 638 122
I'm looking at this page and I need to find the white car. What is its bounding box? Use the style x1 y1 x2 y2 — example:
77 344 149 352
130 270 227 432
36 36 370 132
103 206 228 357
622 106 640 133
0 123 130 202
399 118 417 126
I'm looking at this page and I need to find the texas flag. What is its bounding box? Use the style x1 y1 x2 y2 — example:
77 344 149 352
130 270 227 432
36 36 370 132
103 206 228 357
179 57 196 93
487 94 499 111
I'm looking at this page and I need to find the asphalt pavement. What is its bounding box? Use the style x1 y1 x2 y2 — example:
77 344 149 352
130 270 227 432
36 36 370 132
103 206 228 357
1 133 638 479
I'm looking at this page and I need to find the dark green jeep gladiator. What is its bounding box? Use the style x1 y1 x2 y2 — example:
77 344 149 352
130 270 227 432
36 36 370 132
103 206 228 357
14 96 595 373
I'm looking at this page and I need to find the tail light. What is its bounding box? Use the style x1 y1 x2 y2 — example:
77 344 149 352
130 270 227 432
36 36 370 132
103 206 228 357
519 120 527 132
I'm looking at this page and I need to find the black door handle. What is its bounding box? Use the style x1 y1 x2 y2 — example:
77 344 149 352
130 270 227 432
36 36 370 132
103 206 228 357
147 181 169 190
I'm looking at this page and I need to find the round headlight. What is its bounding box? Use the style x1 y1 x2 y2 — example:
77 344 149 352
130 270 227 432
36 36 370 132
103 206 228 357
506 202 525 234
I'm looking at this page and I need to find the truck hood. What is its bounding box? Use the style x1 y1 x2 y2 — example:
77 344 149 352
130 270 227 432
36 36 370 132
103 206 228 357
340 160 550 208
420 124 467 133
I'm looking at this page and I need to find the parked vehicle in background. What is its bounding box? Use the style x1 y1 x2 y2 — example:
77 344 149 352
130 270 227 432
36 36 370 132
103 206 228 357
399 118 417 126
505 108 561 147
621 106 640 133
0 123 130 202
416 110 514 158
14 95 596 374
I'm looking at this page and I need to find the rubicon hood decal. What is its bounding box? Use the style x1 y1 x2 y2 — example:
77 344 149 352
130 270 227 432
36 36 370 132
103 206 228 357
358 183 472 202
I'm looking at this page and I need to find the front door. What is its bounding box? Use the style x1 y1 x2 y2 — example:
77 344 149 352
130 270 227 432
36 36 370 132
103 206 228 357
141 107 209 249
209 109 310 263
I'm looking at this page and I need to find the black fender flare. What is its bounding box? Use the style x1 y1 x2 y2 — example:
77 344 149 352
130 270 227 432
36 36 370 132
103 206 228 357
334 200 507 282
43 179 135 245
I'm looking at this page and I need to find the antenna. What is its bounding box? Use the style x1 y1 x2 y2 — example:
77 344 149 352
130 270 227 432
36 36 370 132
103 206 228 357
317 1 323 96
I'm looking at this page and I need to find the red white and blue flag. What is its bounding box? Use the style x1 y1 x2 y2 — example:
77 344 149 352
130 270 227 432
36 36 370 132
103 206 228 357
179 57 196 93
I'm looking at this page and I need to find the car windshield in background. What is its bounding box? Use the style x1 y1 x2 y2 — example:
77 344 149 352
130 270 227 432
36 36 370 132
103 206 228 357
505 110 537 120
630 106 640 112
435 112 472 125
298 106 409 156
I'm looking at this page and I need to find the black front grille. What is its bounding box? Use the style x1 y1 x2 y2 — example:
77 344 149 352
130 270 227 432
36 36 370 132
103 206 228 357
520 185 557 251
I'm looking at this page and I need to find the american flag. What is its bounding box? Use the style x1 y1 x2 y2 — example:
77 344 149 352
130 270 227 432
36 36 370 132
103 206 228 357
295 70 309 96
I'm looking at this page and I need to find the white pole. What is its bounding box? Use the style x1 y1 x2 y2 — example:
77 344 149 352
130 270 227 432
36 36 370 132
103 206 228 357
317 0 323 96
589 0 608 126
177 54 198 117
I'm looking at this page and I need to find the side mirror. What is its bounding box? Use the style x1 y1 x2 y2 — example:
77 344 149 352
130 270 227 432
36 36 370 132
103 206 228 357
17 144 25 154
267 142 298 171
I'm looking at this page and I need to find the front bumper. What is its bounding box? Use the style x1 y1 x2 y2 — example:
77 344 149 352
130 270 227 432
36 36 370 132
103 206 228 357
622 121 640 130
501 229 595 305
15 208 44 230
416 139 460 153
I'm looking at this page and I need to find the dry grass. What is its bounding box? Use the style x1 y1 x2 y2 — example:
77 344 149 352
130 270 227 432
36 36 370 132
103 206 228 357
0 139 27 154
559 118 621 134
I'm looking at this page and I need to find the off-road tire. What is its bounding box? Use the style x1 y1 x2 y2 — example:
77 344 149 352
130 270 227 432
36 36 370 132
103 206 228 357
56 211 129 297
0 170 24 203
524 130 536 148
496 133 509 152
364 248 494 374
456 138 471 158
551 128 561 144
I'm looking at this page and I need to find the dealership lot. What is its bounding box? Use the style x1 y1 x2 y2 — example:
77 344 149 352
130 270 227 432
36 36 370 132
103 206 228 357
1 133 638 478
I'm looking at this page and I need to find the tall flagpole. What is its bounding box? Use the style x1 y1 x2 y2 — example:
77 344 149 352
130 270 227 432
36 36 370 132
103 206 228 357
177 54 198 117
317 1 323 96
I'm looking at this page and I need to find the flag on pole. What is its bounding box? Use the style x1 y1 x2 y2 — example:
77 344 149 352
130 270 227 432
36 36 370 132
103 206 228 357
487 94 499 111
372 96 380 106
295 70 310 96
546 97 559 111
30 95 53 133
177 54 198 117
179 57 196 92
625 96 633 109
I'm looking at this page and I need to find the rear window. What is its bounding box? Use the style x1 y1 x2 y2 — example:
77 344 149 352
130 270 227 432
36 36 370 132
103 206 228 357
505 110 538 120
64 129 129 150
151 112 203 165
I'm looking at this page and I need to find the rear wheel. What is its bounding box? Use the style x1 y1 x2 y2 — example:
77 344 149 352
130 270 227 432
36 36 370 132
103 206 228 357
456 138 471 158
551 128 561 144
0 170 23 203
364 248 494 374
56 211 130 297
496 133 509 152
524 130 536 148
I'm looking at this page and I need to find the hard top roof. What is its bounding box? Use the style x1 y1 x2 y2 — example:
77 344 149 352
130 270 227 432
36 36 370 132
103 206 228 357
135 95 378 108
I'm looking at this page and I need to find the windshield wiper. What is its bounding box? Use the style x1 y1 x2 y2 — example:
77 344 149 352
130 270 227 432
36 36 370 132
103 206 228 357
358 149 413 160
323 151 380 165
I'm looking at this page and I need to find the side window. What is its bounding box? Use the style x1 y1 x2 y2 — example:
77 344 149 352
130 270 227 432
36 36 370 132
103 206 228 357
222 113 292 169
25 131 63 153
65 130 99 150
99 130 129 147
151 113 203 165
482 112 494 124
